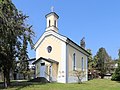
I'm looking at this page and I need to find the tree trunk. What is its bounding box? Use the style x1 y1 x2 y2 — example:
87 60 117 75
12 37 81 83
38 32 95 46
4 74 7 88
101 74 104 79
23 73 26 79
6 73 10 86
78 77 82 84
3 69 10 88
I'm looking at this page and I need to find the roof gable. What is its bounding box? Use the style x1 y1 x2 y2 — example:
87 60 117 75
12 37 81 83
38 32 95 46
34 30 90 56
33 57 59 64
34 30 67 50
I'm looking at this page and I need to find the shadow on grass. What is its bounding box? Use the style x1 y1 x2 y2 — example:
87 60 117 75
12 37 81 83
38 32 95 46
116 81 120 83
0 81 47 90
67 82 87 85
111 79 120 83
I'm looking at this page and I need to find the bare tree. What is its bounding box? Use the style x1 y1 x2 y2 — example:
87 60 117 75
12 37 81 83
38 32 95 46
72 70 86 84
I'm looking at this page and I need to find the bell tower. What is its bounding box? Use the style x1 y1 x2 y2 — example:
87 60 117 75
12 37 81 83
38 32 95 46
45 7 59 32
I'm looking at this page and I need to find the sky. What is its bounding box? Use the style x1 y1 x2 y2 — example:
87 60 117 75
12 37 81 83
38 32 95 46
12 0 120 59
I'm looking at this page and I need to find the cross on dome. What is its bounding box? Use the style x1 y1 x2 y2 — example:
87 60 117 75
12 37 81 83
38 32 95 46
51 6 54 12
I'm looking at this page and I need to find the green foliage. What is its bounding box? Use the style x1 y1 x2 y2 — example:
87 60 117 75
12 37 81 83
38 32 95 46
111 50 120 81
87 49 94 69
0 0 34 87
18 36 30 79
94 47 111 78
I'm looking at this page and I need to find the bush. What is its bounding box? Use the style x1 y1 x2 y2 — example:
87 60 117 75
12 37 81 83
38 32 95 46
111 65 120 81
111 74 120 81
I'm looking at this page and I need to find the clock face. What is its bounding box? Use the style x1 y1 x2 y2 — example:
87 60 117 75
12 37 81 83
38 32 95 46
47 46 52 53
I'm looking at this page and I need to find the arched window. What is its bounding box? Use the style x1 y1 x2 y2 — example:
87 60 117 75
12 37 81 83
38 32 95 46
73 53 76 71
54 20 56 27
49 20 51 27
81 57 84 71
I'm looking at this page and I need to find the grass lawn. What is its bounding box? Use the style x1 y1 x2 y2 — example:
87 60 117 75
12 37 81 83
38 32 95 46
0 79 120 90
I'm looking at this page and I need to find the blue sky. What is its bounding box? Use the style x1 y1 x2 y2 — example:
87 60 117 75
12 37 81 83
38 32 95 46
12 0 120 59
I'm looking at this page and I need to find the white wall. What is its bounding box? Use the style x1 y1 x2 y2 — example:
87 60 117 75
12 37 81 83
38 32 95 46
67 44 88 83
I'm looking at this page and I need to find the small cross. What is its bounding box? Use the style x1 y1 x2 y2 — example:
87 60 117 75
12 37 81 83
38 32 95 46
51 6 54 12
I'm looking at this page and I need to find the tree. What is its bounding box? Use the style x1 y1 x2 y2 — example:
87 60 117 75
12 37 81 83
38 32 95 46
0 0 34 87
87 49 99 79
94 47 111 79
72 70 86 84
87 49 93 69
111 49 120 81
18 36 30 79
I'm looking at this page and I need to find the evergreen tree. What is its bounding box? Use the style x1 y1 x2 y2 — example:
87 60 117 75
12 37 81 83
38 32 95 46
87 49 95 79
87 49 94 72
18 36 29 79
0 0 34 87
94 47 111 78
111 49 120 81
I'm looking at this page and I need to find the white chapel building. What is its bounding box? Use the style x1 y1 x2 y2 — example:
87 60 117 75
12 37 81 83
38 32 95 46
33 10 90 83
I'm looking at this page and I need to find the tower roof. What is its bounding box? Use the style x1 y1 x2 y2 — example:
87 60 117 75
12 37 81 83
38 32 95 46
45 12 59 19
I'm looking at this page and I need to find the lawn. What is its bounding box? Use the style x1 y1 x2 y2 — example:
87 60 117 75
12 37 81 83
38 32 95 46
0 79 120 90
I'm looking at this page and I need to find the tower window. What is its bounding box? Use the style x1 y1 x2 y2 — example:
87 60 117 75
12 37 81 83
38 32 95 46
49 20 51 27
54 20 56 27
73 53 76 71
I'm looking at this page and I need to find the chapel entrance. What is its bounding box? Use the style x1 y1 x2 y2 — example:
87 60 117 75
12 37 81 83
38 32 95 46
40 63 46 77
33 57 59 82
